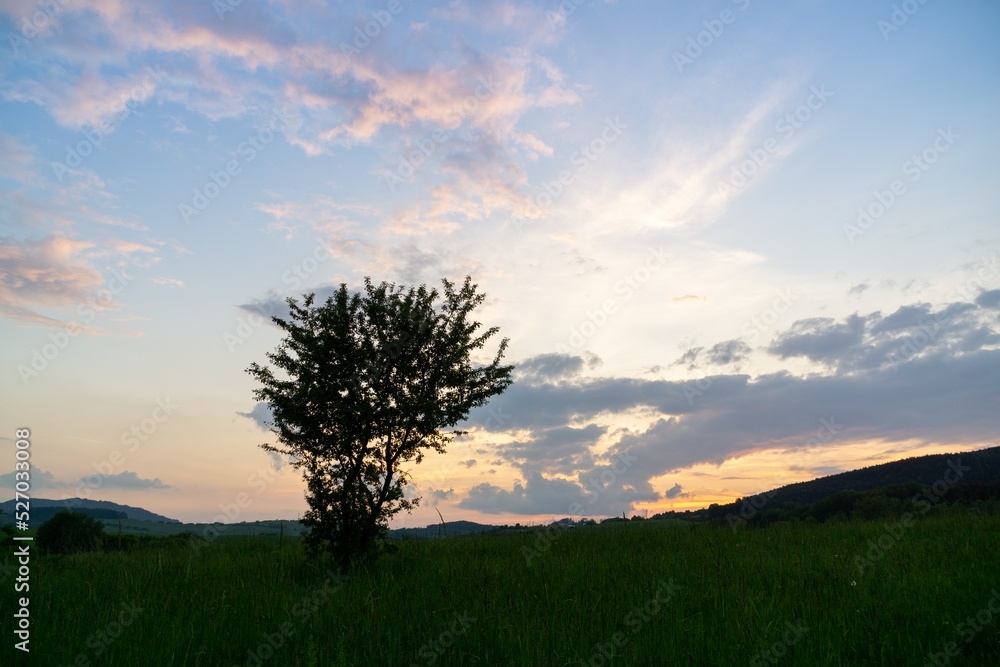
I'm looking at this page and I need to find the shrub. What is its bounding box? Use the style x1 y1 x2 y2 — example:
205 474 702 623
37 510 104 555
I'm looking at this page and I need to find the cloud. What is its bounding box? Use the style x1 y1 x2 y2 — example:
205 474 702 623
428 487 455 505
499 423 605 475
671 347 703 370
0 1 588 248
150 277 184 287
0 468 73 490
705 340 751 366
664 483 690 499
265 451 285 472
515 352 601 382
0 134 34 182
672 294 707 304
2 2 578 160
80 471 171 490
0 236 104 326
460 296 1000 516
571 77 809 234
767 314 868 367
976 289 1000 309
848 282 870 297
769 302 997 372
672 340 757 372
238 403 274 431
471 373 752 433
459 467 652 517
0 136 166 330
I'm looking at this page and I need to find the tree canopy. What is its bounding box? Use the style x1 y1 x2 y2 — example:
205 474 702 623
247 276 513 567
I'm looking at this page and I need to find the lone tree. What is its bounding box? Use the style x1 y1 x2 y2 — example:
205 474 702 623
248 276 513 568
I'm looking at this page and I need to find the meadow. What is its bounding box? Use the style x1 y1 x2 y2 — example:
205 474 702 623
3 512 999 666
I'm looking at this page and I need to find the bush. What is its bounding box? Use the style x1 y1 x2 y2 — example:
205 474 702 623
37 510 104 555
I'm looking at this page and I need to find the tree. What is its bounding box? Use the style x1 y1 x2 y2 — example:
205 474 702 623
247 276 513 568
37 510 104 555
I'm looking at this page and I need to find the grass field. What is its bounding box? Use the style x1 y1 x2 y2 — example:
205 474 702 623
3 512 999 666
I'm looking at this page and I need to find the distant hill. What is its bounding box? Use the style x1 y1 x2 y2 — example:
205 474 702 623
0 498 180 525
388 520 505 539
652 445 1000 523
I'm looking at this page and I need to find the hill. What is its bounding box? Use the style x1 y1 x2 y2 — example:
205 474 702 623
388 520 508 539
652 444 1000 524
0 497 180 525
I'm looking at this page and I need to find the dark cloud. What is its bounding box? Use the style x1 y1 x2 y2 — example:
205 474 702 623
767 314 867 365
671 347 702 370
976 289 1000 309
428 488 455 506
499 424 605 474
88 471 171 490
460 472 583 515
869 303 934 333
0 468 170 492
705 340 751 366
393 245 450 285
515 352 601 382
468 373 751 433
848 282 869 297
673 340 751 370
768 301 995 372
664 483 690 499
238 286 341 326
605 349 1000 496
458 467 654 517
0 468 72 490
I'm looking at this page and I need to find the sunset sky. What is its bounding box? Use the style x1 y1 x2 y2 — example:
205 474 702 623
1 0 998 526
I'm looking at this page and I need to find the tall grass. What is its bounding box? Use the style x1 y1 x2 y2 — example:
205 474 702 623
3 513 998 665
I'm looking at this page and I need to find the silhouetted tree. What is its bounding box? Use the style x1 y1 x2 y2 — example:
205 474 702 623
37 510 104 554
248 277 513 568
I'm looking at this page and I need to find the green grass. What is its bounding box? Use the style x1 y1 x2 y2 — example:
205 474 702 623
3 512 999 665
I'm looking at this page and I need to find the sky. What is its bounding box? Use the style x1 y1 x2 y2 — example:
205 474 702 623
1 0 998 527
